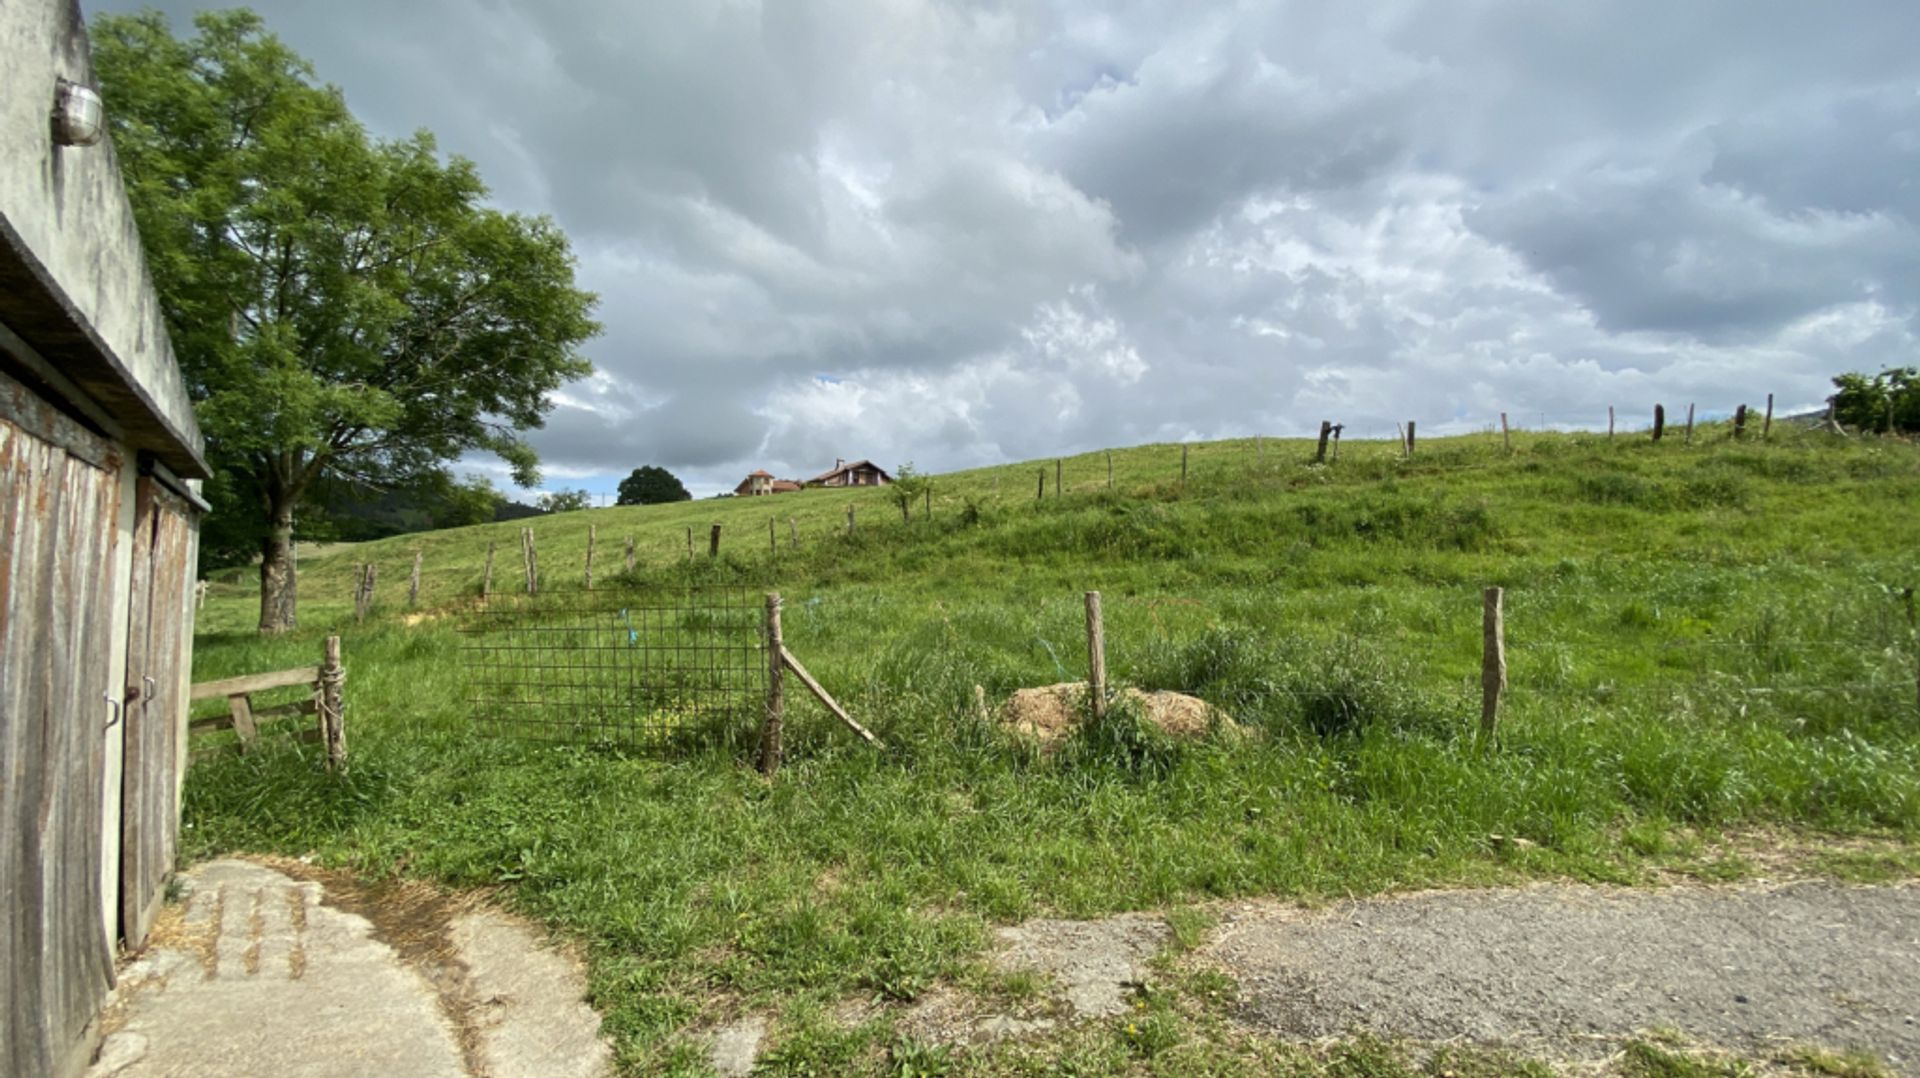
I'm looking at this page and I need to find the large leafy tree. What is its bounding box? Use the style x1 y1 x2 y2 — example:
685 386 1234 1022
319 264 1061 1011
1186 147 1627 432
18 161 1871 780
93 10 599 631
616 465 691 506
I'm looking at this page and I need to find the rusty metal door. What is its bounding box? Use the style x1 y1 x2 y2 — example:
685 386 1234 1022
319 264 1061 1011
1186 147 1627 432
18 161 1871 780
119 478 194 947
0 388 124 1078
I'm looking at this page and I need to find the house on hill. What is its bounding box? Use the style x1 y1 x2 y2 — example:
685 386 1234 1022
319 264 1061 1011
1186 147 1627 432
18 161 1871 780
3 3 209 1074
733 469 803 496
810 458 892 488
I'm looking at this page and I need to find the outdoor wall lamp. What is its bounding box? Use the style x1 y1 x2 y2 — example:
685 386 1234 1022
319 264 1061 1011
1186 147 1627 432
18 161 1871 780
53 77 105 147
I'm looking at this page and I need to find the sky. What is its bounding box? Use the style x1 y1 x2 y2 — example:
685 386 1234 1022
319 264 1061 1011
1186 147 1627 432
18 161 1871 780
95 1 1920 500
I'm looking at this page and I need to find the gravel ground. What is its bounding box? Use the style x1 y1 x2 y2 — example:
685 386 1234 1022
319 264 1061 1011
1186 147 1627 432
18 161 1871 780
1204 880 1920 1068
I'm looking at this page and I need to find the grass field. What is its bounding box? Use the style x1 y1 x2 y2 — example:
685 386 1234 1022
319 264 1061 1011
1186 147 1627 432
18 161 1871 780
183 422 1920 1074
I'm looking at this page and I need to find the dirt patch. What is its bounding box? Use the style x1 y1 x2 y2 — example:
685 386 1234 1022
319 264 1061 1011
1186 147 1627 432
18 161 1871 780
1202 880 1920 1067
997 682 1234 747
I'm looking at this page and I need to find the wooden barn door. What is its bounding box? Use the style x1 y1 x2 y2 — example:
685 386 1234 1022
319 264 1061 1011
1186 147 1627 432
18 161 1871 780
0 384 124 1078
120 477 194 947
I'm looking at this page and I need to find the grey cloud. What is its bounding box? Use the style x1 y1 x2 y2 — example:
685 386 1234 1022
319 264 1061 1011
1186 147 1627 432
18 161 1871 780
95 0 1920 496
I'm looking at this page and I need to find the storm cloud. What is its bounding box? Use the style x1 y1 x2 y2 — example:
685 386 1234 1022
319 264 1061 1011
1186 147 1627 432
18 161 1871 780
95 0 1920 496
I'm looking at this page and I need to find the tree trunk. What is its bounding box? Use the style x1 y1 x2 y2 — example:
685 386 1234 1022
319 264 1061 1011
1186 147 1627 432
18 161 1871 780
258 500 298 633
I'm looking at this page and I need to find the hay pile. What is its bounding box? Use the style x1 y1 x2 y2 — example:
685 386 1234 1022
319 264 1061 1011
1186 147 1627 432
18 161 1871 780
991 682 1233 747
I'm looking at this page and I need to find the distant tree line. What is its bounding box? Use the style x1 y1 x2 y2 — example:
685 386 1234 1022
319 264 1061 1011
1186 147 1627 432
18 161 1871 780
1832 368 1919 434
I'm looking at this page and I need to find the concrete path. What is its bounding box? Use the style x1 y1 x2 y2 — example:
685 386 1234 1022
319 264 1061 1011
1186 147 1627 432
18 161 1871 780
89 859 610 1078
1205 880 1920 1067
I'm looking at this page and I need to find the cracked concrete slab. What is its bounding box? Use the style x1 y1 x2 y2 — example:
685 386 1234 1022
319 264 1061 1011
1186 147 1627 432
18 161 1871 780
87 859 610 1078
993 913 1169 1018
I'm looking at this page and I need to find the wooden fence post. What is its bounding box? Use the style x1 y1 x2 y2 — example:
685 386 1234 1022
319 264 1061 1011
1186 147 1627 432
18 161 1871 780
1406 420 1417 456
1106 450 1114 489
1056 459 1063 499
708 523 722 559
1608 406 1615 441
924 485 932 519
353 564 375 622
1181 443 1189 484
1037 469 1045 500
625 535 635 574
481 541 494 599
686 526 693 562
1763 393 1774 439
1903 586 1918 714
1685 403 1695 445
1315 420 1332 463
1085 591 1107 722
523 528 538 595
585 524 596 588
759 592 784 776
1734 404 1748 439
320 635 347 771
1481 586 1506 743
1331 424 1343 462
408 551 422 608
1501 412 1511 453
789 517 799 548
1653 404 1665 442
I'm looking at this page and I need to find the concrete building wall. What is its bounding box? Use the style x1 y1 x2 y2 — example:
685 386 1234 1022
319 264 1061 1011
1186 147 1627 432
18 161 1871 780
0 0 203 474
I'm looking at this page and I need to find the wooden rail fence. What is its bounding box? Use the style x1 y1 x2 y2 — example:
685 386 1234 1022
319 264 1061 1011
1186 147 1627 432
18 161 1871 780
189 635 346 769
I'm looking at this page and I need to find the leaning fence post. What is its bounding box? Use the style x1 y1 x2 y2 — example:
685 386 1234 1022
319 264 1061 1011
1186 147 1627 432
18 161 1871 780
584 524 596 588
1315 420 1332 463
409 551 422 608
759 592 785 776
1085 591 1107 722
319 634 347 771
1501 412 1511 453
1481 586 1506 743
481 541 494 599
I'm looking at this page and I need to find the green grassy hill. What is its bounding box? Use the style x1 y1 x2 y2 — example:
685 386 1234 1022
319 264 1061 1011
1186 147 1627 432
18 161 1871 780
186 423 1920 1074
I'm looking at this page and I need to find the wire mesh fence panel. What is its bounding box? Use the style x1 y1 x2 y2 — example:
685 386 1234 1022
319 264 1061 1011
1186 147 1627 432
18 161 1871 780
459 586 767 750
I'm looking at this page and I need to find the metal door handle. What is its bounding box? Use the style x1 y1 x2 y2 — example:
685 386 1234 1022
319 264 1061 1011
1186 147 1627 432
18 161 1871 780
103 692 122 730
143 675 156 701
